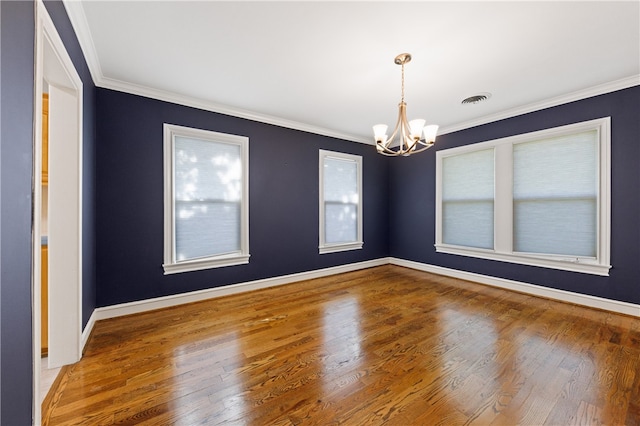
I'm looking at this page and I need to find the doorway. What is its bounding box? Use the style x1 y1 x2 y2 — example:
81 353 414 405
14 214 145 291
33 2 83 423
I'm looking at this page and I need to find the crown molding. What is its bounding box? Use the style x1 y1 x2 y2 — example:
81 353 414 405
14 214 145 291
62 0 104 84
438 75 640 136
62 0 638 144
98 76 371 144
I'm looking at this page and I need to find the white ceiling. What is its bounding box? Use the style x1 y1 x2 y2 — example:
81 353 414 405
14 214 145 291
64 1 640 144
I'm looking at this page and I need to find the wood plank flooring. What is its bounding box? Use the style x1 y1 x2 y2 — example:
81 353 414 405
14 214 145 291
43 265 640 425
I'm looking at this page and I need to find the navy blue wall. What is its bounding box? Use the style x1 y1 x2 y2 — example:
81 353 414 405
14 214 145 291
0 1 97 423
95 89 389 307
1 2 35 423
390 86 640 305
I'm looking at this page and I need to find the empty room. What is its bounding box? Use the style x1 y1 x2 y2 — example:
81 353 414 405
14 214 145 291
1 1 639 425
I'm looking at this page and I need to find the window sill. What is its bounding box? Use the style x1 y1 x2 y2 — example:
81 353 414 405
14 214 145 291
319 242 363 255
163 253 250 275
435 244 610 276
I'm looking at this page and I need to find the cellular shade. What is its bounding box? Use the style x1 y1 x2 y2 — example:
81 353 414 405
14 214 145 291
442 148 494 249
323 157 358 244
174 136 242 261
513 131 598 257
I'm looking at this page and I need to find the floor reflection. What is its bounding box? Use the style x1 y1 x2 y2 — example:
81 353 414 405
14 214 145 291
435 306 499 416
429 298 600 424
321 296 363 393
171 331 246 425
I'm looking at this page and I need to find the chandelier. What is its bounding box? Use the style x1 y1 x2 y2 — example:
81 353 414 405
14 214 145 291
373 53 439 156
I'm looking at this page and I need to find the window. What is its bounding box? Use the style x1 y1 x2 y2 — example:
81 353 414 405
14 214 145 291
163 124 249 274
319 150 363 254
436 117 610 276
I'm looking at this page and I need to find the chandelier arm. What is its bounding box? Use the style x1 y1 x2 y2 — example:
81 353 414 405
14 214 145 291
376 138 434 156
377 142 399 155
378 138 432 156
377 143 432 156
414 139 435 148
379 102 407 155
399 104 418 153
406 142 433 154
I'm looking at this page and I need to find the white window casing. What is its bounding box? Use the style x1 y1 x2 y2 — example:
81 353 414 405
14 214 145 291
435 117 611 276
163 124 249 274
319 150 363 254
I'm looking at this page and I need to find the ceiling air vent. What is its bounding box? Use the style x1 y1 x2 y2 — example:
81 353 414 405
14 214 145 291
461 92 492 105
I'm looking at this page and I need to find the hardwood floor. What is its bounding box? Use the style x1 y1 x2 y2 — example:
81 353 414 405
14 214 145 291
40 358 62 405
43 265 640 425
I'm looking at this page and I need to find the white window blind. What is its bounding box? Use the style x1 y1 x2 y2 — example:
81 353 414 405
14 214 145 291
435 117 610 276
513 131 598 257
319 150 363 254
174 136 241 261
442 148 494 249
163 124 249 274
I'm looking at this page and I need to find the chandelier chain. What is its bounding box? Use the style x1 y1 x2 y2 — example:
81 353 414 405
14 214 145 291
401 62 405 103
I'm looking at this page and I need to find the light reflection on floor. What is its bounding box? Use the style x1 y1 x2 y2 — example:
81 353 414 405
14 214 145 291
431 303 598 423
321 296 362 394
171 331 246 425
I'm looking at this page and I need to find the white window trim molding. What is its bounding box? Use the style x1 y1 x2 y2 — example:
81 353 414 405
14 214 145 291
318 150 364 254
163 124 250 274
435 117 611 276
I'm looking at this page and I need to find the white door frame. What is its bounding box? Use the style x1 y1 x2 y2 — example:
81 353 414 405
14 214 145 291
33 1 83 423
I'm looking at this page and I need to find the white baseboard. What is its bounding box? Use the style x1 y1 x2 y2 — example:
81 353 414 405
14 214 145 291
90 258 390 324
81 310 98 352
390 258 640 317
80 256 639 343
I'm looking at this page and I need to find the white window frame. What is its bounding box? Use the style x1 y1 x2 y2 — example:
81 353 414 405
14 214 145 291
163 124 250 274
319 150 364 254
435 117 611 276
